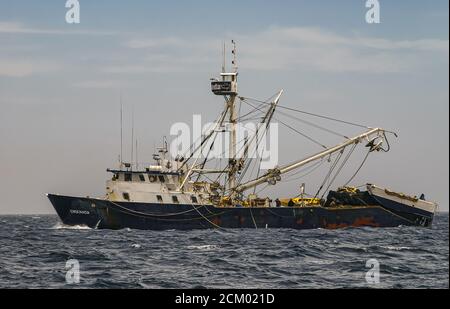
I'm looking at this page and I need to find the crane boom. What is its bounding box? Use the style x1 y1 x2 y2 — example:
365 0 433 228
234 127 386 193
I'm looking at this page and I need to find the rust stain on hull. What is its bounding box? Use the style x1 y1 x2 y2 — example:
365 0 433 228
211 217 222 226
326 223 349 229
352 217 380 227
325 217 380 229
240 216 246 225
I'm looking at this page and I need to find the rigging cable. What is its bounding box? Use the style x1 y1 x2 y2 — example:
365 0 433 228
344 149 371 187
218 95 277 189
241 99 328 149
283 159 326 183
178 103 230 172
235 98 279 188
252 97 280 194
313 149 345 199
198 99 271 185
276 109 350 139
249 208 258 229
191 198 223 229
240 96 372 129
105 199 228 229
195 122 226 182
321 143 357 199
342 133 392 187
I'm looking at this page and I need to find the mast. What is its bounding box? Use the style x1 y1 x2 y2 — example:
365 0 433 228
228 40 239 191
228 93 238 190
226 40 237 191
211 40 239 193
131 106 134 170
120 96 123 168
234 128 386 193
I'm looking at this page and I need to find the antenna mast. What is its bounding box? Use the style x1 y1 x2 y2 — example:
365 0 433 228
131 106 134 170
136 138 138 170
227 40 238 193
211 40 239 197
232 39 238 72
120 95 123 168
222 41 226 73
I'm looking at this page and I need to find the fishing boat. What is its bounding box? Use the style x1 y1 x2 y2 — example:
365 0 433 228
47 41 438 230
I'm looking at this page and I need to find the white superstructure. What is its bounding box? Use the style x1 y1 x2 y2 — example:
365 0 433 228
105 141 214 205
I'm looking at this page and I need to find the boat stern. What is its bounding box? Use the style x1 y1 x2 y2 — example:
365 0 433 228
366 184 438 227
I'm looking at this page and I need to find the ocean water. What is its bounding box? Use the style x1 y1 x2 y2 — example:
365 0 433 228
0 214 448 289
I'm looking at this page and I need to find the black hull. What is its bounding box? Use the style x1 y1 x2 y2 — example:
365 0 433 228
47 194 103 228
47 194 434 230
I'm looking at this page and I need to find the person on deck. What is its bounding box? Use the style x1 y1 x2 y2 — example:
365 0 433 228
275 198 281 207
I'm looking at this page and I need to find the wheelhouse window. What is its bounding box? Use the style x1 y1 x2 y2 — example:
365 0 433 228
158 175 166 183
123 192 130 201
156 195 163 203
124 173 132 182
139 174 145 182
191 196 198 203
172 196 179 204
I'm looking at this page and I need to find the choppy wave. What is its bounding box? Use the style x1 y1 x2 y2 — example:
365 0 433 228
0 213 448 289
379 246 412 251
187 245 220 251
51 222 92 230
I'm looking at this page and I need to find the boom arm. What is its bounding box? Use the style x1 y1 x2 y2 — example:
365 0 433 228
234 127 386 193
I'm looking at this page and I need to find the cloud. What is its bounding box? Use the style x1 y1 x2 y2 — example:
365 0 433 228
104 44 217 74
0 61 34 77
125 37 185 49
72 80 135 89
0 60 60 77
0 21 121 36
251 27 449 53
104 54 214 74
232 27 449 73
356 37 449 53
1 24 447 78
123 26 449 74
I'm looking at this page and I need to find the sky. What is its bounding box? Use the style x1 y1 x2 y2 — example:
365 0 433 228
0 0 448 214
